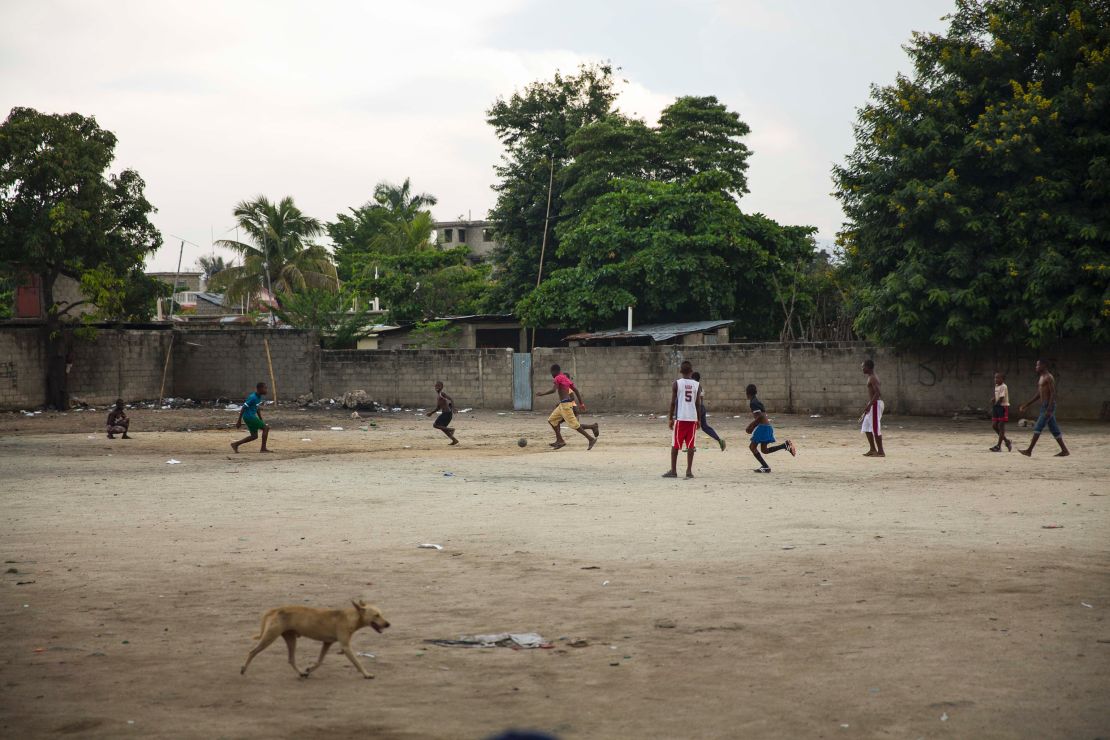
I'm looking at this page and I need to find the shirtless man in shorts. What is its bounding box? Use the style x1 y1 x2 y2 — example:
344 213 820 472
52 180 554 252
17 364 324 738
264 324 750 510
860 359 885 457
1018 359 1069 457
426 381 459 445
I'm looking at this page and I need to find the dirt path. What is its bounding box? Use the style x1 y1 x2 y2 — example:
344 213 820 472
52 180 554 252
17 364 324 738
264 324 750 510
1 410 1107 738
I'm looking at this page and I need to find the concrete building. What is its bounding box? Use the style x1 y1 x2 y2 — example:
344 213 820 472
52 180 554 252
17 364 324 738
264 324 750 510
11 273 97 320
147 271 203 293
433 219 499 261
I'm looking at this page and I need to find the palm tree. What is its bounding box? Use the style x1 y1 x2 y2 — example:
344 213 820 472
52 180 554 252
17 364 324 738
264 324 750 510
370 210 437 255
197 254 230 285
373 178 437 220
210 196 338 306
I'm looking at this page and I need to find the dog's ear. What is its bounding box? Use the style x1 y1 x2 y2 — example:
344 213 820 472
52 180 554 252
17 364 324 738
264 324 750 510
352 599 366 612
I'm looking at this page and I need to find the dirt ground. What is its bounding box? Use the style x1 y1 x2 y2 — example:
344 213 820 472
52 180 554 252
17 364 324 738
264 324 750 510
1 404 1107 739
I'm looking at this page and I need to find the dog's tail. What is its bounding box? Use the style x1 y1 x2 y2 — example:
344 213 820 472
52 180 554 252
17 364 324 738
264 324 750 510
251 610 272 640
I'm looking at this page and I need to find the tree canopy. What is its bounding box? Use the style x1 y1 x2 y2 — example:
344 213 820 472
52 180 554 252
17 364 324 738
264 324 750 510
486 67 819 335
0 107 162 319
484 63 619 311
834 0 1110 348
329 179 490 324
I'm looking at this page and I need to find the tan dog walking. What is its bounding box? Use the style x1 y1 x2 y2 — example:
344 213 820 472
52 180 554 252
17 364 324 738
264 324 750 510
241 599 390 679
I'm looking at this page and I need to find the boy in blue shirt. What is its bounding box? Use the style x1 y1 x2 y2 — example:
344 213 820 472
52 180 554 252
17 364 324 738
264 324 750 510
745 384 795 473
231 382 272 453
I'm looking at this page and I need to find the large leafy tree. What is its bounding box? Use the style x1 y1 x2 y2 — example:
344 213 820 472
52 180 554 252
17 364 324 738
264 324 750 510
211 196 337 306
0 107 162 407
834 0 1110 347
485 63 619 311
517 172 817 335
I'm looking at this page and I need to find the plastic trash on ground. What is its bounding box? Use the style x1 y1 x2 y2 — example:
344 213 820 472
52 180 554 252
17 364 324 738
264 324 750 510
418 543 444 550
425 632 550 649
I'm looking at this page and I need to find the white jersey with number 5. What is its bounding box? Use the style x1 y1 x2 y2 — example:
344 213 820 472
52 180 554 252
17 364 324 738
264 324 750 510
675 377 700 421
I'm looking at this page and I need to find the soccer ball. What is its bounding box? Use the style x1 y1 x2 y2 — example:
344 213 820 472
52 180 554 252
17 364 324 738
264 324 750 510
517 438 528 448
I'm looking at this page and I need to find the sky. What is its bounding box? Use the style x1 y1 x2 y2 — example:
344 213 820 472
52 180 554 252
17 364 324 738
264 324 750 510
0 0 954 272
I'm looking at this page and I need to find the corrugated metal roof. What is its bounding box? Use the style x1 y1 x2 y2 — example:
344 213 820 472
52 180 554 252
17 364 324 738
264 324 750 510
564 320 734 343
195 292 228 306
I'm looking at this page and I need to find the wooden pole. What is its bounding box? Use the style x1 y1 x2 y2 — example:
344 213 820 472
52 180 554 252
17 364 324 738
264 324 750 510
158 332 175 402
264 336 277 403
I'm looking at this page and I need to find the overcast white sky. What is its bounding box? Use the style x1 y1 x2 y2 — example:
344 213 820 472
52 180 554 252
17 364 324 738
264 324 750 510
0 0 953 271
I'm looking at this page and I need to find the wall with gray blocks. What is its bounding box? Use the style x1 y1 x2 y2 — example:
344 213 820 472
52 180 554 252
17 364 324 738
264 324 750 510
1 327 1107 419
68 329 175 405
0 327 47 410
534 341 1110 419
317 348 515 409
172 329 317 401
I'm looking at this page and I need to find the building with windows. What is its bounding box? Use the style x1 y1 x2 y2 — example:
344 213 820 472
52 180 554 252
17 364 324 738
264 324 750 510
433 219 499 261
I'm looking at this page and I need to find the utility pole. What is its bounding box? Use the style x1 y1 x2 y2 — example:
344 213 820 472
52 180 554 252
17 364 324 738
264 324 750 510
531 152 556 351
262 230 274 326
169 240 184 319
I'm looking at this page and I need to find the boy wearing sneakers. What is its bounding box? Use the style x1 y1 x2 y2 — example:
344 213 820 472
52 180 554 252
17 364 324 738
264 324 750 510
745 384 796 472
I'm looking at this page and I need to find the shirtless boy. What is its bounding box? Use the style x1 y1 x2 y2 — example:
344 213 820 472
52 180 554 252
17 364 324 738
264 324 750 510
860 359 885 457
536 364 598 450
426 381 459 445
1018 359 1070 457
745 384 796 472
664 361 701 479
106 399 131 439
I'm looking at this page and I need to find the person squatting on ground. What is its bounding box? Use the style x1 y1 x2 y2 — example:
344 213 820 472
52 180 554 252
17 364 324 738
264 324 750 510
745 384 796 473
232 382 271 453
664 361 701 479
106 399 131 439
691 372 725 451
861 359 885 457
1018 359 1070 457
426 381 459 445
536 364 598 450
990 371 1012 452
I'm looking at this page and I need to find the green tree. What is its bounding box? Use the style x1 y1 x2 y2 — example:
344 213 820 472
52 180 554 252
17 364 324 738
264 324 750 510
211 196 337 306
271 287 377 349
485 63 619 311
0 107 162 406
518 172 817 336
327 179 437 280
834 0 1110 348
348 246 490 324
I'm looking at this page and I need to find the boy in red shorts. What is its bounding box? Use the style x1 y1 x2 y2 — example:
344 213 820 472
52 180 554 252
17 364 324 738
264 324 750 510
663 360 702 479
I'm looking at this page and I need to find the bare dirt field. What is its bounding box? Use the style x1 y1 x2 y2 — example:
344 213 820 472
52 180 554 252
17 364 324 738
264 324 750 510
1 405 1108 739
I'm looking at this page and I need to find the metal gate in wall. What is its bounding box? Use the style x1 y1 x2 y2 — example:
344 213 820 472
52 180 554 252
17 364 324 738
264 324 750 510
513 353 532 410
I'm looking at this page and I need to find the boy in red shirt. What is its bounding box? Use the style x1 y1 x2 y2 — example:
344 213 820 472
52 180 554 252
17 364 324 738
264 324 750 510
536 364 598 450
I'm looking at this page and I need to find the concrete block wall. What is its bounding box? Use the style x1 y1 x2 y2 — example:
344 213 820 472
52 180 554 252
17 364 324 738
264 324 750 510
534 342 1110 419
1 326 1107 418
317 348 515 409
0 326 46 409
172 329 317 402
68 329 174 404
